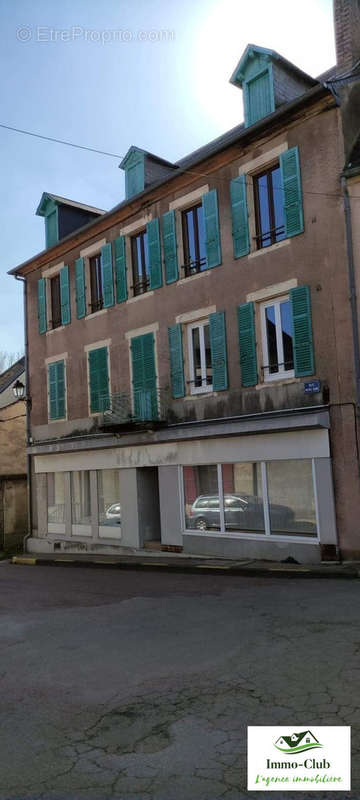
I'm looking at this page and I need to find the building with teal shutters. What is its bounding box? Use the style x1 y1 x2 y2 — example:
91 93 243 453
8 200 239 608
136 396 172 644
9 1 360 562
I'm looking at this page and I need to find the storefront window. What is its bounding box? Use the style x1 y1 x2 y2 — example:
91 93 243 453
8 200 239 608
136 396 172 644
182 460 318 538
47 473 65 523
183 464 218 530
266 460 317 536
222 463 265 533
97 469 121 529
71 471 91 525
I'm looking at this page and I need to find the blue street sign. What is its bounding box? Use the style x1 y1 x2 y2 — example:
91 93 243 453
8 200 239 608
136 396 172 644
304 380 321 394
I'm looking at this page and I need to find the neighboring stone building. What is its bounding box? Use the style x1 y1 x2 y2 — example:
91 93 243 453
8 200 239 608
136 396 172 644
0 358 27 551
8 1 360 562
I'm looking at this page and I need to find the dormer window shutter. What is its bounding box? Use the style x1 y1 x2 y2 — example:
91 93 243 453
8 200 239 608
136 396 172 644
246 68 274 126
45 208 58 248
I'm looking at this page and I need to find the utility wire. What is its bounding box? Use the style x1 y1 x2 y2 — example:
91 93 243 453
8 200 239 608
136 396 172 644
0 122 122 159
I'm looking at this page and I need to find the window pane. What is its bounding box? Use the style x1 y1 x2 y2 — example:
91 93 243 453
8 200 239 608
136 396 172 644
97 469 121 529
271 166 285 242
196 205 207 267
204 324 213 385
183 465 219 530
47 473 65 523
280 301 294 371
185 209 196 263
192 326 202 387
71 471 91 525
222 463 265 533
51 275 61 328
267 460 317 536
265 305 278 373
257 174 271 247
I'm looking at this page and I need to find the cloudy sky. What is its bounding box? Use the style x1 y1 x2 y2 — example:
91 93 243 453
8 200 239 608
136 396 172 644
0 0 335 354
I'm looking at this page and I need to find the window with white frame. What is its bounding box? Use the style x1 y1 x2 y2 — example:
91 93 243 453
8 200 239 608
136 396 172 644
260 295 294 381
183 460 317 538
187 320 213 394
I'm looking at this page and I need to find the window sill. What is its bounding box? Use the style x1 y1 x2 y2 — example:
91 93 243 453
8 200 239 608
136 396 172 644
127 291 154 304
255 376 300 390
85 308 108 320
46 325 65 336
182 530 319 544
48 416 67 423
184 391 221 401
177 271 211 285
249 238 290 259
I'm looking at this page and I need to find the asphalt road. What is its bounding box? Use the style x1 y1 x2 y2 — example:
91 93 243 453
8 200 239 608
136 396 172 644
0 562 358 800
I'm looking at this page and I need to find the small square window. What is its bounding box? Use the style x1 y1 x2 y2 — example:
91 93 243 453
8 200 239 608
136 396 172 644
261 295 294 381
131 230 149 295
254 164 285 249
182 204 206 277
187 320 213 394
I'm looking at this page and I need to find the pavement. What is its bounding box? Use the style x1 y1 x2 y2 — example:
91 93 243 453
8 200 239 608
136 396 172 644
11 549 360 578
0 561 358 799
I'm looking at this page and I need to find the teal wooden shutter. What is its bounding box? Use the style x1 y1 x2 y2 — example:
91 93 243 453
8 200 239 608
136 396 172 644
209 312 228 391
290 285 314 377
230 175 250 258
168 324 185 398
280 146 304 238
237 302 258 387
162 210 178 284
202 189 221 268
88 347 110 413
246 69 273 126
45 209 58 248
126 156 145 199
114 236 127 303
147 219 162 289
101 243 114 308
37 277 47 334
75 257 86 319
48 360 65 420
131 333 158 420
59 265 71 325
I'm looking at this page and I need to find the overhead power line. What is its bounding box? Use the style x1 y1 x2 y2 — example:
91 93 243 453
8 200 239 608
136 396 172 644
0 122 122 159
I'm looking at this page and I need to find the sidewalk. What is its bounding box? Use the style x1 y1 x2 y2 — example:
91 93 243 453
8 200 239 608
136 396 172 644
11 550 360 578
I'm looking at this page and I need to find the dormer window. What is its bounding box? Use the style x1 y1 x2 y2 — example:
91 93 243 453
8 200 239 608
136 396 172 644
46 207 59 248
245 68 274 127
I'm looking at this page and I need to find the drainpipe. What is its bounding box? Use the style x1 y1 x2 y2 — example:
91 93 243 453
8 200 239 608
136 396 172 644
14 274 32 553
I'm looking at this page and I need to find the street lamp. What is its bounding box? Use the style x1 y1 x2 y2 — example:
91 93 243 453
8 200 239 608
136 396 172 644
13 379 26 400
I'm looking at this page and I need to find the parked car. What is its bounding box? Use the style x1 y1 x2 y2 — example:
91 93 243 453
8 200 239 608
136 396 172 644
187 493 294 531
103 502 121 526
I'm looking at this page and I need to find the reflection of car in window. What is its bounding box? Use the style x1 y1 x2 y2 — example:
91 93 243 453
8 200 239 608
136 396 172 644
103 503 121 525
187 493 294 532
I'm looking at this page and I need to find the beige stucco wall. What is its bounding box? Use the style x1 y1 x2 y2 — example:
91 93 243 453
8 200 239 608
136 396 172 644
0 400 26 476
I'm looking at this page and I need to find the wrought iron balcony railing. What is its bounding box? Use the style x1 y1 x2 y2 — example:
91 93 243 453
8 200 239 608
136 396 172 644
100 388 170 428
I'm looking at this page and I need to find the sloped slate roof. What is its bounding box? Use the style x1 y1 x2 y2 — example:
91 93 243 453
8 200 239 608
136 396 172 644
0 357 25 395
36 192 106 217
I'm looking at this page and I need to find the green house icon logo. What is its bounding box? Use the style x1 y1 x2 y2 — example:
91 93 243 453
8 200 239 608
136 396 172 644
274 730 323 754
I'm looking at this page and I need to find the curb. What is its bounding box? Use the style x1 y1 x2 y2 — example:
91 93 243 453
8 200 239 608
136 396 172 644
10 555 360 579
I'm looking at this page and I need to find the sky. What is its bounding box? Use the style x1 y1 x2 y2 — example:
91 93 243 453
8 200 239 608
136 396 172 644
0 0 335 354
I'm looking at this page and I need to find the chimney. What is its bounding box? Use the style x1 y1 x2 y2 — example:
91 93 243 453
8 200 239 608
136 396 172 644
334 0 360 72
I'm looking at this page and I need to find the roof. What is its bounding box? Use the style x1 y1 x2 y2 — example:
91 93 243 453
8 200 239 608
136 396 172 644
36 192 106 217
230 44 316 88
0 357 25 395
277 731 318 747
9 80 330 278
119 146 177 170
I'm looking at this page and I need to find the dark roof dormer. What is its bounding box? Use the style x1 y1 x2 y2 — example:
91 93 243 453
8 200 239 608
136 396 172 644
230 44 316 128
36 193 105 250
120 146 177 200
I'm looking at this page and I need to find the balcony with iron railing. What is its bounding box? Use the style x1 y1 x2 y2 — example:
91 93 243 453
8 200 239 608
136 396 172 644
100 388 170 431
